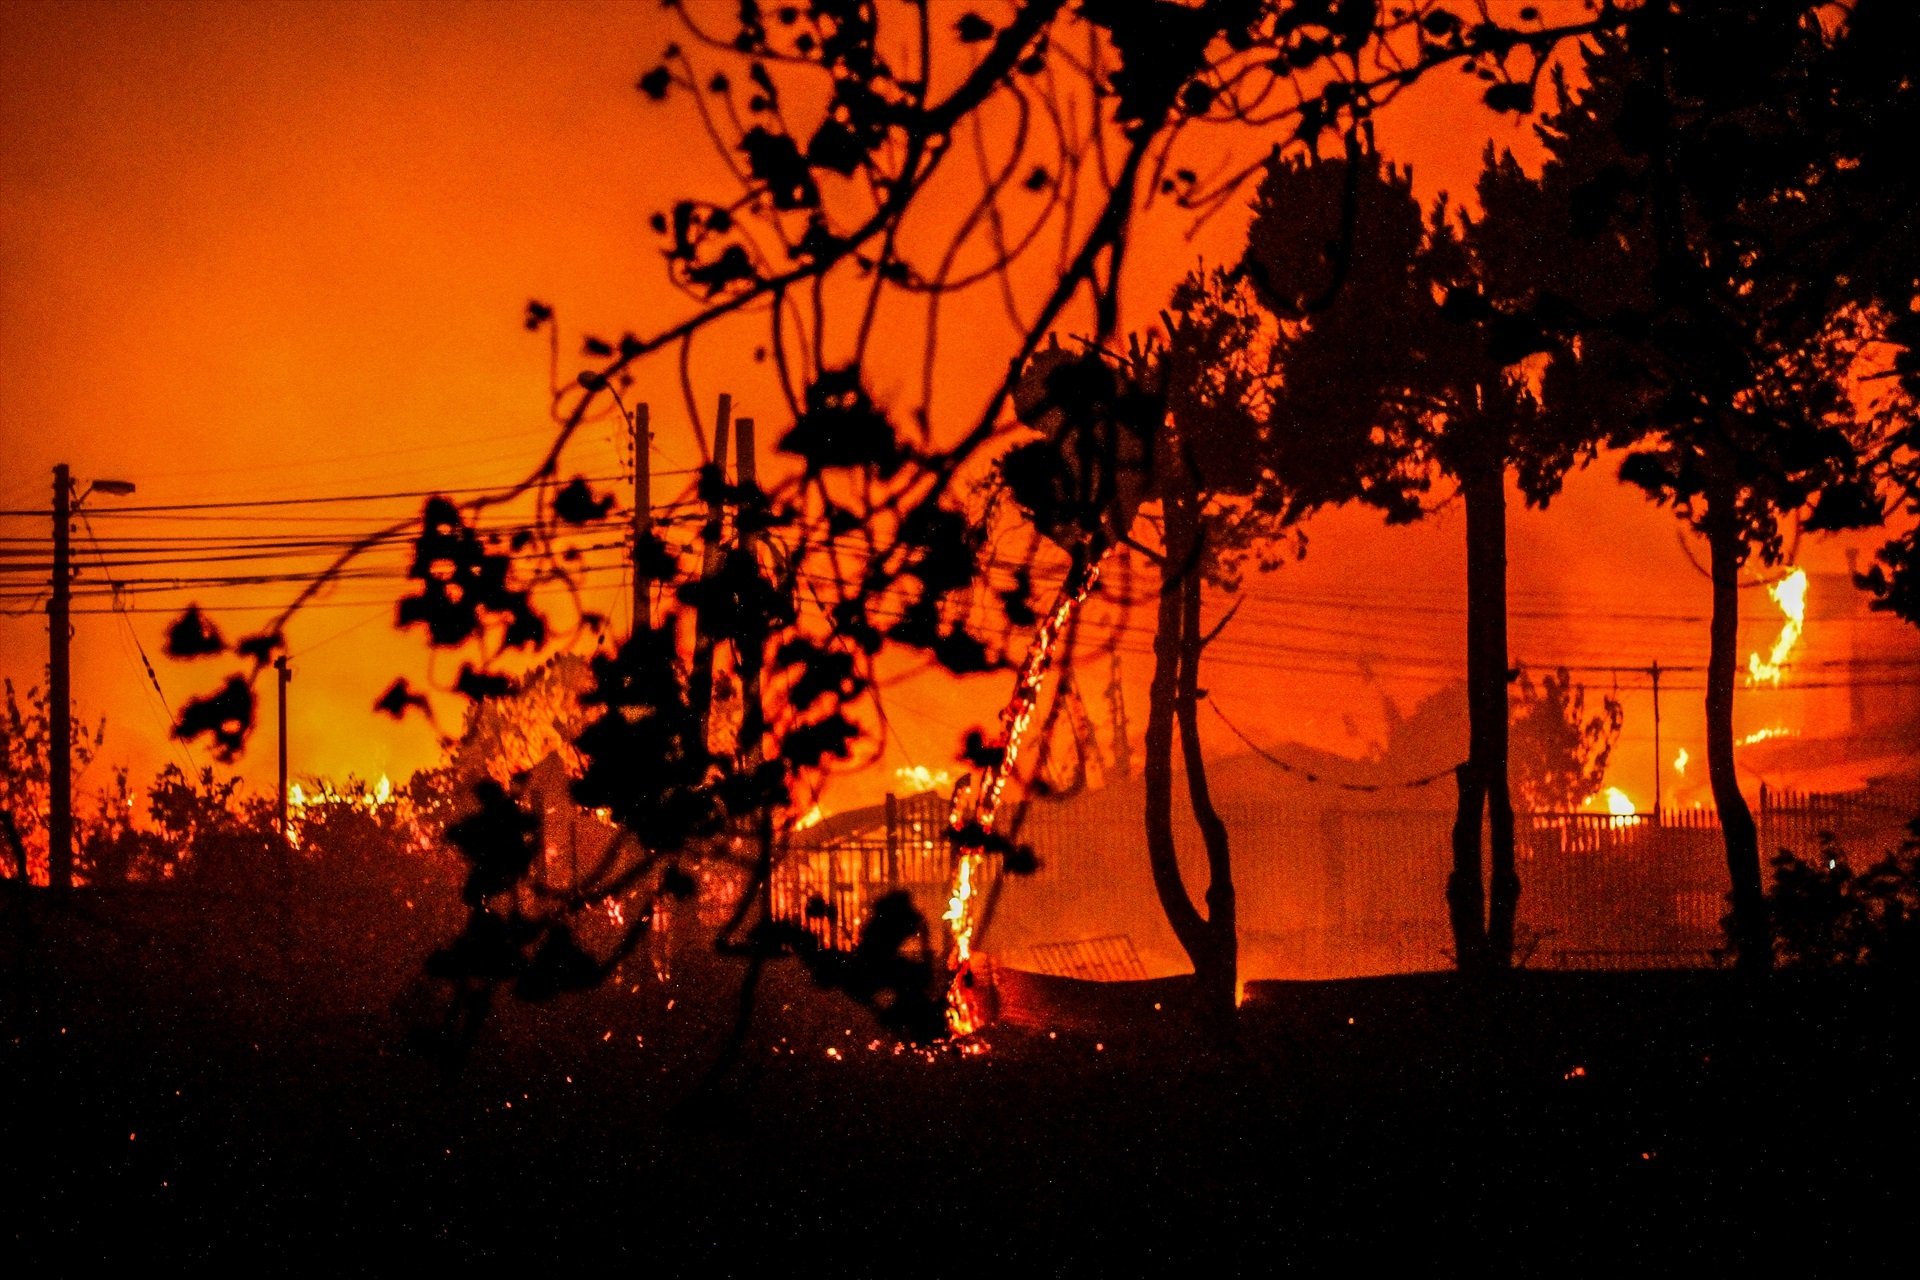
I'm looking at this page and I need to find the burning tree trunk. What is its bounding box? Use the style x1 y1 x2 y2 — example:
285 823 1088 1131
1448 449 1520 973
1142 473 1237 1029
1705 476 1769 975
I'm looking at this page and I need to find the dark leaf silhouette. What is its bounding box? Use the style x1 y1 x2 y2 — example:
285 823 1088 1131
233 631 284 666
397 497 546 652
554 476 615 524
741 126 819 210
373 677 431 720
778 367 904 476
780 714 858 769
164 605 226 659
956 13 994 44
961 728 1005 771
172 675 254 762
773 637 863 711
454 665 515 702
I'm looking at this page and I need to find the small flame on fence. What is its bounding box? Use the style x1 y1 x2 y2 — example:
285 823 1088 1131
1604 787 1641 827
1747 568 1808 687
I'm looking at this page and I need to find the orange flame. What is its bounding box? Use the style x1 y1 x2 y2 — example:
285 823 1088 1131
1747 568 1808 686
943 556 1102 1036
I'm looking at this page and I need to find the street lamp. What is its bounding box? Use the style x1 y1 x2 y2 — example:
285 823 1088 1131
47 465 137 891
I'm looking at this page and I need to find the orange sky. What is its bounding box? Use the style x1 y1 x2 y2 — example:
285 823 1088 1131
2 0 1909 820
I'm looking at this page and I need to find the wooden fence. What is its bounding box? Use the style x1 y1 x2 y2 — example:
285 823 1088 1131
772 781 1915 976
769 790 952 952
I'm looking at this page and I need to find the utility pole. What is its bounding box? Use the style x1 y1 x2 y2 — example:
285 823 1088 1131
688 393 733 748
734 416 763 769
274 655 292 838
1650 659 1663 820
631 401 652 636
48 465 72 892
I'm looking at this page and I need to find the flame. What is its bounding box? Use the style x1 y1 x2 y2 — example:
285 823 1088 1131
793 803 824 831
943 555 1102 1036
1746 568 1808 686
1604 787 1641 827
1739 726 1792 746
374 773 392 805
1673 747 1689 776
894 765 953 794
942 856 976 962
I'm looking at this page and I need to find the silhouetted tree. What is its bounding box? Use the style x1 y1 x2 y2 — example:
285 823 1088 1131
1004 268 1309 1025
1766 822 1920 972
1509 668 1623 814
0 680 103 886
1244 138 1604 972
1807 0 1920 625
165 1 1640 1041
1488 4 1888 973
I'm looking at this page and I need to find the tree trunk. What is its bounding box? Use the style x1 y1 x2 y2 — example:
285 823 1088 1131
1705 484 1770 975
1449 457 1518 972
1175 556 1237 1027
1470 460 1519 968
1142 475 1234 1027
1143 511 1209 969
1447 762 1487 974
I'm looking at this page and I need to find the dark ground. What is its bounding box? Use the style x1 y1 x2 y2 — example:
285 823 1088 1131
4 886 1916 1273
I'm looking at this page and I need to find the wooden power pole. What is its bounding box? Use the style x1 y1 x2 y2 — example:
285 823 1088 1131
734 416 763 768
48 465 72 892
688 394 733 746
275 655 292 837
631 401 652 636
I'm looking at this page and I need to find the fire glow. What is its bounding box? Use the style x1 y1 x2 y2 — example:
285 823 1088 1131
1746 568 1808 686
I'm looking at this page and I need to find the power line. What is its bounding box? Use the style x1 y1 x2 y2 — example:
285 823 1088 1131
78 512 199 775
0 469 695 518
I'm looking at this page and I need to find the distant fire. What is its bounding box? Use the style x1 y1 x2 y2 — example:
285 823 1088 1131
1746 568 1808 686
1739 726 1793 746
1673 747 1689 776
287 773 393 820
285 774 397 848
894 765 953 794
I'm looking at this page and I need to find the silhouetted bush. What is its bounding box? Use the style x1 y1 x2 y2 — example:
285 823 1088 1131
1766 819 1920 970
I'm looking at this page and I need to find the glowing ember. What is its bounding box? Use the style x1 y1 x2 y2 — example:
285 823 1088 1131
1673 747 1689 776
1746 567 1808 686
